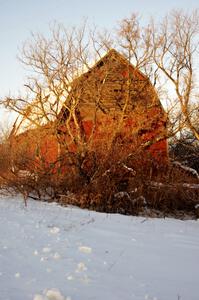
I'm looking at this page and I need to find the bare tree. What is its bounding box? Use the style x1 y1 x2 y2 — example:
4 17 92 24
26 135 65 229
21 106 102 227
116 10 199 143
116 14 156 80
0 23 119 187
151 10 199 141
1 11 198 155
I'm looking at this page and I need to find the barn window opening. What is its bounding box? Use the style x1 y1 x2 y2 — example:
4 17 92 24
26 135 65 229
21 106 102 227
98 61 104 67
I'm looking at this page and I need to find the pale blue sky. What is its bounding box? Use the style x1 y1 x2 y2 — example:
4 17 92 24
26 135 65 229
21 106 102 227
0 0 198 124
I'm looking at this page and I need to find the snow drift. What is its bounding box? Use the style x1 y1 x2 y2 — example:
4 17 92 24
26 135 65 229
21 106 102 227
0 196 199 300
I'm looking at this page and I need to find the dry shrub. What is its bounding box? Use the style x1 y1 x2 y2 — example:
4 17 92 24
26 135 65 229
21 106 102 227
0 137 59 201
1 130 198 218
145 164 199 214
56 144 199 218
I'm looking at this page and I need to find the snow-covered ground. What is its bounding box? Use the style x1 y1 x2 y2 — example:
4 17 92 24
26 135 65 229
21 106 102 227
0 196 199 300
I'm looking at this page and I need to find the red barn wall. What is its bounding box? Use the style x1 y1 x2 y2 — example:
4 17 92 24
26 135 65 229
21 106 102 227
12 50 168 173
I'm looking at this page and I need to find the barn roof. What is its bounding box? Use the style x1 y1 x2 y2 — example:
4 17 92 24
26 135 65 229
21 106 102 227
58 48 166 122
72 48 147 86
93 49 147 78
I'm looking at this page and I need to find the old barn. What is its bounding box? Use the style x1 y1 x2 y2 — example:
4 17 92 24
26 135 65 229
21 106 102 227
57 49 168 160
10 49 168 174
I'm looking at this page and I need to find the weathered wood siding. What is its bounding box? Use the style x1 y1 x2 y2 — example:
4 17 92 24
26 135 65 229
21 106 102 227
58 49 167 162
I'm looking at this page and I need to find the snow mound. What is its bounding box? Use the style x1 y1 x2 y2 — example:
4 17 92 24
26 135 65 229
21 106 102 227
76 262 87 272
78 246 92 254
33 295 44 300
45 289 67 300
50 227 60 234
33 288 71 300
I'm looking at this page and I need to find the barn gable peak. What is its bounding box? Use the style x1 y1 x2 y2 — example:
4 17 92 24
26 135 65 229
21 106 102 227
86 48 147 82
95 48 131 68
